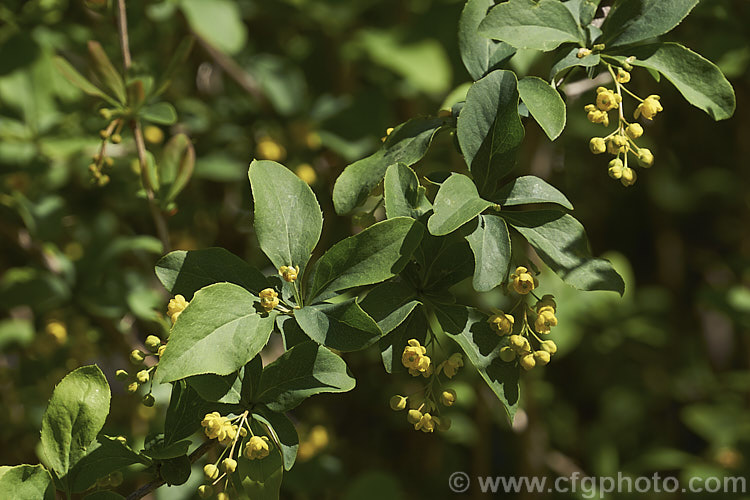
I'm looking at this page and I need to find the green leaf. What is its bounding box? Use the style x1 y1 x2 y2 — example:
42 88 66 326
159 455 191 486
249 160 323 275
411 233 474 291
517 77 566 141
0 465 54 500
238 454 283 499
479 0 585 51
155 283 276 383
153 37 195 98
378 307 427 373
359 281 420 334
295 299 382 352
465 215 511 292
493 175 573 209
305 217 424 301
431 305 520 421
87 41 127 104
40 365 111 486
67 436 148 493
140 101 178 125
457 70 524 196
164 381 216 444
256 342 356 412
180 0 247 55
459 0 516 80
427 173 492 236
549 47 600 80
159 133 195 203
384 164 432 220
611 43 735 121
254 409 299 471
501 210 625 295
578 0 603 26
52 56 118 106
333 117 444 215
601 0 698 48
156 247 269 299
142 437 191 460
187 372 242 404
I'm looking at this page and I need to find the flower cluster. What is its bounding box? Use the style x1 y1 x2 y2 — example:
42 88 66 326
390 339 463 432
197 410 275 499
116 333 166 407
87 111 124 186
586 63 661 187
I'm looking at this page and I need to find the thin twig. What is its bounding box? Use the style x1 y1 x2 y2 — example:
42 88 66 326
125 440 216 500
193 32 266 105
115 0 171 251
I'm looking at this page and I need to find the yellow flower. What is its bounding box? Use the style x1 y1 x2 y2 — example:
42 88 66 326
620 167 637 187
509 334 527 352
198 485 213 498
201 412 228 440
535 309 558 334
136 370 150 384
442 353 464 378
589 137 606 154
390 395 408 411
167 295 188 323
402 339 431 376
256 137 286 161
625 123 643 139
585 105 610 127
279 265 299 283
308 426 329 450
634 95 662 121
488 311 514 336
595 87 621 112
244 436 270 460
616 68 631 83
259 288 279 312
608 158 624 179
638 148 654 168
510 266 537 295
407 409 423 425
203 464 219 480
415 413 436 433
606 135 628 155
440 389 457 407
576 48 592 58
217 423 238 446
45 320 67 343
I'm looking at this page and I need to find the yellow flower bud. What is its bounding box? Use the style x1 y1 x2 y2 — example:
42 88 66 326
222 458 237 473
136 370 150 384
198 485 213 498
519 353 536 371
145 335 161 352
217 493 229 500
607 135 628 155
167 295 189 324
589 137 606 154
534 350 551 366
143 125 164 144
440 389 457 407
158 344 167 357
509 335 527 352
203 463 219 480
127 381 139 393
407 409 423 425
608 158 624 179
540 339 558 355
110 134 122 144
295 164 317 185
129 349 145 365
625 123 643 139
500 346 516 362
620 167 637 187
390 395 408 411
256 137 286 161
638 148 654 168
99 108 112 120
576 48 592 58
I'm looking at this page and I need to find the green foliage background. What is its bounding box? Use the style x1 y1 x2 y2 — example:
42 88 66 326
1 0 749 498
